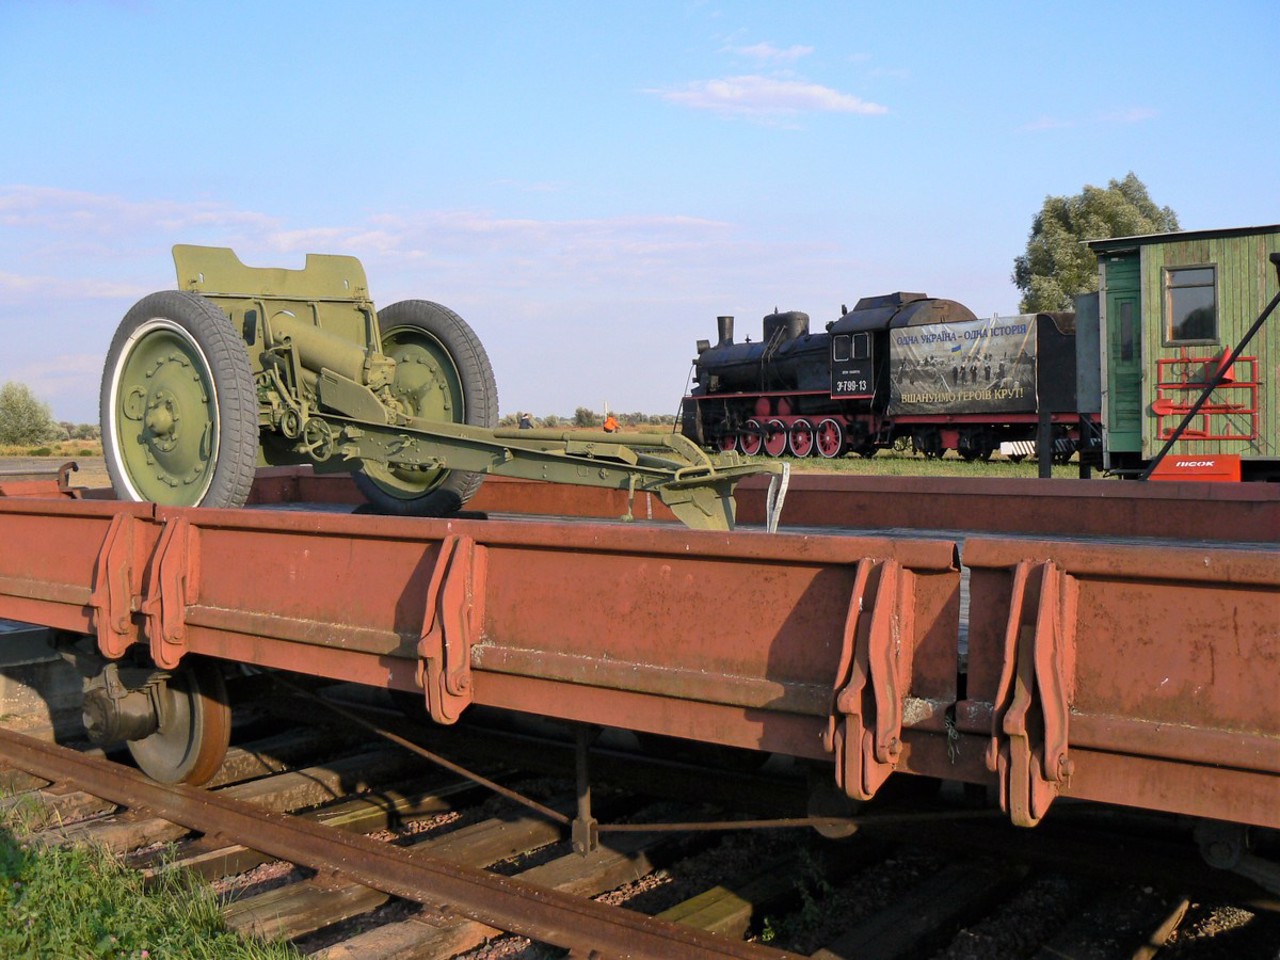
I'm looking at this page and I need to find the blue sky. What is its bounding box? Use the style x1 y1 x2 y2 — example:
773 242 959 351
1 0 1275 423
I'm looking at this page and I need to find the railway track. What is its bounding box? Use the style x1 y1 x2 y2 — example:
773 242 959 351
1 682 1277 960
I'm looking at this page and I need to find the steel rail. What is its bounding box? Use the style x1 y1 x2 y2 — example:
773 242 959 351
0 728 803 960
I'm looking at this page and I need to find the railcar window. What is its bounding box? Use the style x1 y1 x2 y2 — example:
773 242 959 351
852 332 870 360
833 334 851 362
1165 266 1217 342
1119 301 1135 361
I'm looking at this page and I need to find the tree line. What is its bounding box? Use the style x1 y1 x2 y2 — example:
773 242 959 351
0 382 98 445
502 408 678 429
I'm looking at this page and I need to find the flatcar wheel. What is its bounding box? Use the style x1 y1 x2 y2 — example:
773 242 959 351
739 419 764 456
788 419 815 457
763 418 789 457
815 418 845 459
126 657 231 786
101 291 258 508
355 300 498 516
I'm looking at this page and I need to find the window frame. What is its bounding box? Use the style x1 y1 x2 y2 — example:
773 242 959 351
1162 263 1218 345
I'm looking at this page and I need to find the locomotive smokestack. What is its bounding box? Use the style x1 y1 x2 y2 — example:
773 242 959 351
716 315 734 346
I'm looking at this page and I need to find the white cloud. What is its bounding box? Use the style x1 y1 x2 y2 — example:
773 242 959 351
0 185 276 236
724 42 813 64
649 75 888 118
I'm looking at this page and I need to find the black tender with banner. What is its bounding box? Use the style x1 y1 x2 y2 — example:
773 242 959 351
888 314 1040 416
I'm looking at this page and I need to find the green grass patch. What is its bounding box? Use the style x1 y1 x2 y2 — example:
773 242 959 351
0 795 298 960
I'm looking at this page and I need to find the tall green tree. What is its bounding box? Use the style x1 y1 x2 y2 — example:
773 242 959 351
1012 172 1179 312
0 382 57 445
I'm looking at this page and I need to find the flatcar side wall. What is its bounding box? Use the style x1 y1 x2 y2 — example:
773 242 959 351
957 537 1280 828
0 499 1276 830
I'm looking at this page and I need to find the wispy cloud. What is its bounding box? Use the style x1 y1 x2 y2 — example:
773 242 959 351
0 185 852 420
723 42 813 64
0 185 277 236
1100 107 1157 125
649 74 887 119
1021 107 1157 132
0 269 145 300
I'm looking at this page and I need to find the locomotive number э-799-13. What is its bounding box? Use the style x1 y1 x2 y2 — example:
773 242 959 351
836 379 869 394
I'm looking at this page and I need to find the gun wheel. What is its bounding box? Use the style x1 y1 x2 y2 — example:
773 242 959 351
101 291 258 508
126 658 231 786
356 300 498 516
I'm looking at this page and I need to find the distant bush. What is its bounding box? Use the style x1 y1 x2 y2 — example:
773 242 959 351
0 382 58 445
26 447 52 457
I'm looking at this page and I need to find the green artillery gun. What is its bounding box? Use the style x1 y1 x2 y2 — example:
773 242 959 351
100 246 780 531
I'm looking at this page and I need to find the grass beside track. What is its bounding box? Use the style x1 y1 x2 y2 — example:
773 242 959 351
0 440 103 459
0 795 297 960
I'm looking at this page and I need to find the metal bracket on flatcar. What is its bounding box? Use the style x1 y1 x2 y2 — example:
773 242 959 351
824 558 905 801
416 533 481 724
89 513 141 660
141 517 200 671
985 559 1076 827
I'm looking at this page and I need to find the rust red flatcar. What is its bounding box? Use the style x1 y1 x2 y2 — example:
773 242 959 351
0 485 1274 834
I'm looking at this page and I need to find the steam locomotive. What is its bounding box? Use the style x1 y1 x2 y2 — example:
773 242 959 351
680 292 1086 462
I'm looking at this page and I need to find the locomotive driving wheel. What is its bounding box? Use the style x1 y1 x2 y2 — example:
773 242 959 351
354 300 498 516
101 292 258 508
788 419 815 457
739 419 765 456
125 657 231 786
815 418 845 458
763 418 789 457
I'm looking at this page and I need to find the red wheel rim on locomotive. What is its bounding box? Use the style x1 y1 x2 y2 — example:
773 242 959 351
739 419 764 456
788 419 815 457
815 417 845 458
763 418 789 457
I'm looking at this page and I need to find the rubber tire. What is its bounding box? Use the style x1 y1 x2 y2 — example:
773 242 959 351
354 300 498 516
101 291 258 508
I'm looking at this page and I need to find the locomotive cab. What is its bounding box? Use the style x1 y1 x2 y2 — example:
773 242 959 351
828 292 934 408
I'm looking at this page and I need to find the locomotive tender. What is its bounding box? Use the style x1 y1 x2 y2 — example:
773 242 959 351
681 293 1083 463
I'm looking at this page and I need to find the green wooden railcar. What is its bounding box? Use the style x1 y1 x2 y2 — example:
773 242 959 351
1087 224 1280 478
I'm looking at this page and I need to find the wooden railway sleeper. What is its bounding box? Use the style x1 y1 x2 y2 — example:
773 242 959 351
823 558 906 802
985 559 1077 827
415 533 481 724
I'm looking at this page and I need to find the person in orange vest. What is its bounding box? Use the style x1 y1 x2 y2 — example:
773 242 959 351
602 413 619 433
